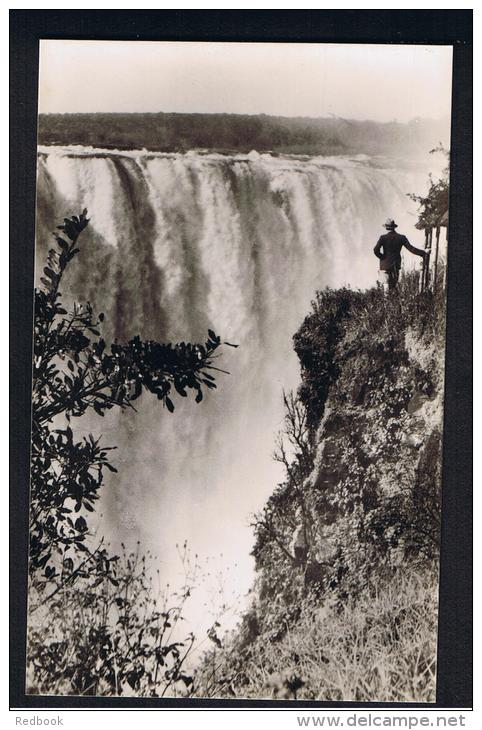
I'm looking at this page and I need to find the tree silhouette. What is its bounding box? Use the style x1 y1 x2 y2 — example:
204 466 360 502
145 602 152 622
408 145 449 228
30 210 230 586
28 210 236 696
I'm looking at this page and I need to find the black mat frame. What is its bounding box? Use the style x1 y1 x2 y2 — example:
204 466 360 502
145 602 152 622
10 9 472 710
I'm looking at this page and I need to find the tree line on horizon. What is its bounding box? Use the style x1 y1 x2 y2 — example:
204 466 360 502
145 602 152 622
37 112 448 156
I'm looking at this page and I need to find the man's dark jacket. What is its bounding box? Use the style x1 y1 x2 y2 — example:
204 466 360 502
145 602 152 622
373 230 425 271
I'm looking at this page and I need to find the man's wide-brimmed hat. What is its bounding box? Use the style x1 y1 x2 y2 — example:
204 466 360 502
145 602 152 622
384 218 398 229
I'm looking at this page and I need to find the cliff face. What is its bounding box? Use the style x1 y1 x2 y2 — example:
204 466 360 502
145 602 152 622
294 276 445 590
196 272 446 702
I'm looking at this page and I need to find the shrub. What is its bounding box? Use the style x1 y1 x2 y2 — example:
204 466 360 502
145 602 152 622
28 544 197 697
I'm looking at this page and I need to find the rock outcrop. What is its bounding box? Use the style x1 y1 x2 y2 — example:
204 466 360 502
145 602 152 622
196 273 446 701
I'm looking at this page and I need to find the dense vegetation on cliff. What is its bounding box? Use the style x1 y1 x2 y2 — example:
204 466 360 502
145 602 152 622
194 272 446 701
37 112 448 156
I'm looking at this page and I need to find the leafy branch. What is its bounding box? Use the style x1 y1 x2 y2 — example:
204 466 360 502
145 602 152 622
30 210 233 584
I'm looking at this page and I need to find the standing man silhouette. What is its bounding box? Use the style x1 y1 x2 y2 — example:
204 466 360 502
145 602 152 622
374 218 427 290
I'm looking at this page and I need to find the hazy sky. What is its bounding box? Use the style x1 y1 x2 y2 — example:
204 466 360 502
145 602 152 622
38 41 452 122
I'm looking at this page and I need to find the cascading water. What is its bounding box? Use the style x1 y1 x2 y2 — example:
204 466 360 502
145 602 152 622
35 146 430 632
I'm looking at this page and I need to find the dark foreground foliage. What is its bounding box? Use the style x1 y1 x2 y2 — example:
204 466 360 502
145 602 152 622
28 544 198 697
28 212 231 696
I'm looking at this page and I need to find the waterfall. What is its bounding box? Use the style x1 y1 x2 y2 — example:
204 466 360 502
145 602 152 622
35 145 428 629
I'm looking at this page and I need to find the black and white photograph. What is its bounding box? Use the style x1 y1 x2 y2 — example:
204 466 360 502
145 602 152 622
15 25 469 706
